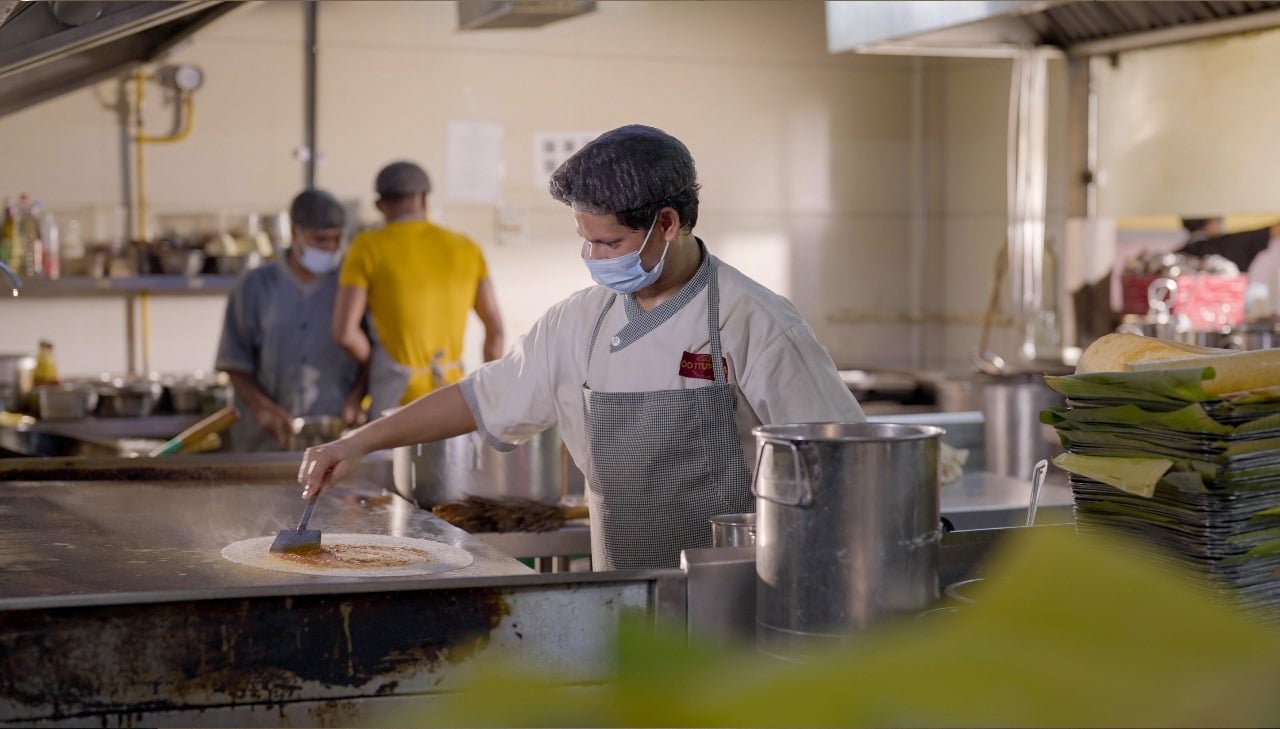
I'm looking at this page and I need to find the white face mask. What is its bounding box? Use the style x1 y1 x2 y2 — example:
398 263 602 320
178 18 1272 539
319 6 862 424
297 242 341 274
581 214 670 294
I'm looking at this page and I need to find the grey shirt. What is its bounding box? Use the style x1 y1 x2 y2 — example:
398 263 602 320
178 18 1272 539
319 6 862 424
215 260 361 452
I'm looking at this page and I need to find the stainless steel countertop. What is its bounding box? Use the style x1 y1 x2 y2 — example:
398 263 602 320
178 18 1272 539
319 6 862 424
0 462 531 608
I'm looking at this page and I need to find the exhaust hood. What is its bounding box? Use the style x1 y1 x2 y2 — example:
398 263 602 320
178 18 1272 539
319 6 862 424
827 1 1280 58
0 1 238 119
457 0 596 30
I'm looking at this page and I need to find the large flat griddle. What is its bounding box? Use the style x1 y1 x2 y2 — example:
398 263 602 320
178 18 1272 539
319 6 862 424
0 453 530 609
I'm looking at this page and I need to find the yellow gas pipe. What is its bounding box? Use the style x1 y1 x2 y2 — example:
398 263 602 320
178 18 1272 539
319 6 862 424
131 69 196 375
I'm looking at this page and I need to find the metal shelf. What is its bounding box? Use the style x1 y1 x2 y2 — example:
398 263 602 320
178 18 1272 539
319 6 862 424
15 275 238 298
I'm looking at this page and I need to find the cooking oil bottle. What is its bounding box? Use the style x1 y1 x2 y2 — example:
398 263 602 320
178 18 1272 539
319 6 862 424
0 198 15 269
33 340 59 386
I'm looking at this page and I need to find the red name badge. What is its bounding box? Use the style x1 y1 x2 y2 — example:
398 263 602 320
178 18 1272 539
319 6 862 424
678 351 729 381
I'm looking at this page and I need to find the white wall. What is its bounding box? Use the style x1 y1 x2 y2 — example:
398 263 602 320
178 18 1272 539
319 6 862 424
0 1 1032 379
1095 27 1280 217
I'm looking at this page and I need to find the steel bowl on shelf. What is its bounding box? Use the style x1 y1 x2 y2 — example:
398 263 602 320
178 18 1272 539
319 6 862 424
36 383 99 420
157 248 207 278
96 380 163 418
287 415 344 451
164 379 204 414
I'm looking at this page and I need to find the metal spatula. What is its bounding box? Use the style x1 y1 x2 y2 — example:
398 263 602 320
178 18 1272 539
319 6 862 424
270 494 322 553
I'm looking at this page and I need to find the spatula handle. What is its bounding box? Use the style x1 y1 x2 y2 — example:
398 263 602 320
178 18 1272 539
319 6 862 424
297 494 319 531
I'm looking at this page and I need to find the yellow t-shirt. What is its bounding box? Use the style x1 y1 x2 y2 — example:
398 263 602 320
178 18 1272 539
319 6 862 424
339 219 489 402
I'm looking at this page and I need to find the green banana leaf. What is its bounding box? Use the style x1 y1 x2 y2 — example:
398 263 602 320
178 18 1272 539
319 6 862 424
1044 368 1216 403
1053 453 1172 497
1042 403 1234 435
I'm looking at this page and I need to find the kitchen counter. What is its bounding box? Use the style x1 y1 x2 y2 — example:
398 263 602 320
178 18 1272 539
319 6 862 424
942 469 1074 530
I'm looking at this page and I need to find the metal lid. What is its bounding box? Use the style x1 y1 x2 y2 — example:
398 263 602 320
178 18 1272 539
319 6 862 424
752 422 943 444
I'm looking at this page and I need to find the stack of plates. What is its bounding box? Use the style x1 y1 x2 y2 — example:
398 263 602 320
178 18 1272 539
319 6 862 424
1043 366 1280 620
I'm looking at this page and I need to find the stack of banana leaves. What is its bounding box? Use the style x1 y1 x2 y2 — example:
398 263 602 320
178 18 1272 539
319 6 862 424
1042 334 1280 621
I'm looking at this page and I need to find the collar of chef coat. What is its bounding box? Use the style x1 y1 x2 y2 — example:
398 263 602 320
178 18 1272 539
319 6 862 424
610 238 711 354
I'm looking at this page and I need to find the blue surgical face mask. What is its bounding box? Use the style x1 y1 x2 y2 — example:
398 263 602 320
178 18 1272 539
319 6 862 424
297 242 341 275
581 214 670 294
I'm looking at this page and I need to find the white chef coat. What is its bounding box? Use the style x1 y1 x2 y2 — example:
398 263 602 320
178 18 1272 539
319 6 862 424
459 244 865 473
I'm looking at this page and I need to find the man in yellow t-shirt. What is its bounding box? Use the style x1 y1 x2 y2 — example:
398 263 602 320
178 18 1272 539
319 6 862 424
334 161 504 417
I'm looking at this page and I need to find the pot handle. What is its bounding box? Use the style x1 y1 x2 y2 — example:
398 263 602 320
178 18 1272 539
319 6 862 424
751 439 817 507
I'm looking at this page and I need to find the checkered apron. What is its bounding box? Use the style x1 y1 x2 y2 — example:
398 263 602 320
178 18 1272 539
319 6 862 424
582 262 754 570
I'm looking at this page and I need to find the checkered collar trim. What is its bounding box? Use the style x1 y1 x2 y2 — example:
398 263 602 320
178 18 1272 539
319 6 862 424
612 239 712 353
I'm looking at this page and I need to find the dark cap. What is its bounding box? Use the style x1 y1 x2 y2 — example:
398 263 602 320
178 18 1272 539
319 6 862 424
1181 216 1223 233
375 160 432 200
289 188 345 230
549 125 697 215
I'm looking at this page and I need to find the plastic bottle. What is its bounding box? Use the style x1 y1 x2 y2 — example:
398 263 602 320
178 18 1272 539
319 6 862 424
33 340 59 387
16 195 41 278
41 212 60 280
0 199 16 270
0 199 12 267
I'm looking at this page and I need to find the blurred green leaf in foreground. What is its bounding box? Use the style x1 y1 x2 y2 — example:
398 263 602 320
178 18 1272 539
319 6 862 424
390 528 1280 727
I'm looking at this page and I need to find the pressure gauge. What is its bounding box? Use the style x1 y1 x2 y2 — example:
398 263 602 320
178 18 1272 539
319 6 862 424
159 64 205 92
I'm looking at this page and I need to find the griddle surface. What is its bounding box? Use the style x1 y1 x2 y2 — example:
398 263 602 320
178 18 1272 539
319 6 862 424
0 478 529 607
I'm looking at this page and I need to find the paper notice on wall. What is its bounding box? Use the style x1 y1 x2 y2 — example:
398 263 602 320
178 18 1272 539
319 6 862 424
446 121 503 205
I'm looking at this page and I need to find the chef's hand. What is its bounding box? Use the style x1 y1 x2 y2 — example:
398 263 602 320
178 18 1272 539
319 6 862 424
298 437 365 500
250 399 293 448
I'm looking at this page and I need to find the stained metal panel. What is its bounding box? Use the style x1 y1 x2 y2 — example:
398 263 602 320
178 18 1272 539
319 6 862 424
828 0 1280 57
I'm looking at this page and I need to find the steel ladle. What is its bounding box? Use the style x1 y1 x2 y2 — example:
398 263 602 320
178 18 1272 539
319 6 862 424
1026 459 1049 528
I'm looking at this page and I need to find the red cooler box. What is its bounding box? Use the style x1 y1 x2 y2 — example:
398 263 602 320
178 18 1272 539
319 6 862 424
1120 273 1248 331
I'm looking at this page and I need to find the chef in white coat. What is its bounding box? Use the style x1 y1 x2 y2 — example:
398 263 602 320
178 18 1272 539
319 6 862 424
297 124 864 569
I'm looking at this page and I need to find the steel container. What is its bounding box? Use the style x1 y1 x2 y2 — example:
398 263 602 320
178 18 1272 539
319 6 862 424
753 422 942 661
935 374 1064 478
287 415 345 451
710 513 756 547
1226 321 1280 351
392 427 569 508
0 353 35 409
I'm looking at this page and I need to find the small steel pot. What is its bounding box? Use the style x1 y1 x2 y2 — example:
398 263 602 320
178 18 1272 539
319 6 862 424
165 381 203 414
710 513 756 547
96 381 162 418
36 383 98 420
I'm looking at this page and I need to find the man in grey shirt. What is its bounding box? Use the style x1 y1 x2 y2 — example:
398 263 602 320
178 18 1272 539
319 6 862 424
215 189 366 451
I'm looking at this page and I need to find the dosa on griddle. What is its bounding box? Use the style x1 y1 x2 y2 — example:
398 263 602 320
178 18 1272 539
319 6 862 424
221 533 473 577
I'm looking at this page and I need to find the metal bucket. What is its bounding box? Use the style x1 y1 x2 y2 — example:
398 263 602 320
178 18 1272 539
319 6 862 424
710 513 756 547
392 427 570 508
753 422 942 661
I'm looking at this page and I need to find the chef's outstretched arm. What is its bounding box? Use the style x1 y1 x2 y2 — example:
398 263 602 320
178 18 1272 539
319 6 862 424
298 384 476 498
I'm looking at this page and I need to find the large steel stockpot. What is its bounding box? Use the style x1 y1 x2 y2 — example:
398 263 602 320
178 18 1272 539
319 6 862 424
753 422 943 661
392 427 571 508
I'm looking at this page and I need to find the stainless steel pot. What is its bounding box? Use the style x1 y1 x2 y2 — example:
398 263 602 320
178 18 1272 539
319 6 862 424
95 380 162 418
753 422 942 661
36 383 98 420
0 353 35 410
935 374 1064 478
710 513 756 547
392 427 570 508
